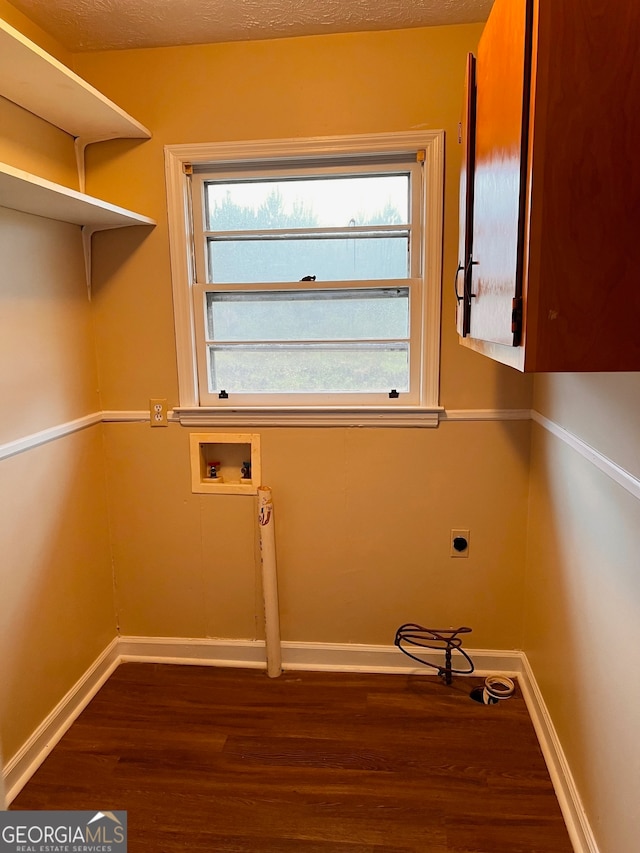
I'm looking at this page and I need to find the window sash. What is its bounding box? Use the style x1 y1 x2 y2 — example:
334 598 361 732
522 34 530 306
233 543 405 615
205 286 411 341
191 160 423 285
206 342 411 395
193 279 422 407
203 171 412 231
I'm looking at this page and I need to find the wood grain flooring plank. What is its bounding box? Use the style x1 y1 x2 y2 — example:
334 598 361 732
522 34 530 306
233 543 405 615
10 664 573 853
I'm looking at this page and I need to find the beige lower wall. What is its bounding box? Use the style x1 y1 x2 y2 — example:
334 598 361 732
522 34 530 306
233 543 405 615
525 372 640 853
104 419 531 649
0 426 115 762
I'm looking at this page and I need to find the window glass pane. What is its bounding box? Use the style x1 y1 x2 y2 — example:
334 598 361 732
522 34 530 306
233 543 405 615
208 235 409 282
208 343 409 394
206 175 409 231
206 288 409 342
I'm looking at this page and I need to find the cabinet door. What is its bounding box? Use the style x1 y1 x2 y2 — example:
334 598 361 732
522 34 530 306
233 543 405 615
456 53 476 338
468 0 533 346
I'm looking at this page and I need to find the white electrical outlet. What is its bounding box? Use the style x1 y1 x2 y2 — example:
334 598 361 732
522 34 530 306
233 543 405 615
450 529 470 558
149 398 168 427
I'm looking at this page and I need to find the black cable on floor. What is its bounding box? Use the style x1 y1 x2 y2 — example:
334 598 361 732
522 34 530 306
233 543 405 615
394 623 475 684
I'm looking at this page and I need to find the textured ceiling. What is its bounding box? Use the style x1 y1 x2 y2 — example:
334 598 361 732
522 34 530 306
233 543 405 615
8 0 493 52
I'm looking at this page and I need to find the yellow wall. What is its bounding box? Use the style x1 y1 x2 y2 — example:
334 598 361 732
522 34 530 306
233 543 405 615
525 374 640 853
0 0 73 65
0 0 77 189
0 206 115 761
0 209 98 441
0 13 533 790
3 10 639 850
71 26 532 647
0 17 113 762
74 26 532 413
103 421 530 645
0 97 78 189
0 428 114 759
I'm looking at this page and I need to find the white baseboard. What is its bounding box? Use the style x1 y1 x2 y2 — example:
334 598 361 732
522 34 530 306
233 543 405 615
281 640 522 675
518 653 599 853
117 635 522 676
3 636 598 853
117 636 267 668
4 638 119 805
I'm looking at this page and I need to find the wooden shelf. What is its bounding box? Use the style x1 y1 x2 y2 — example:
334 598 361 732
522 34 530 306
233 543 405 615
0 17 150 143
0 161 155 230
0 17 154 295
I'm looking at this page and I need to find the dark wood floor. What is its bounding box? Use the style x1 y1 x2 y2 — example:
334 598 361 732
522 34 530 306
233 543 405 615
11 664 573 852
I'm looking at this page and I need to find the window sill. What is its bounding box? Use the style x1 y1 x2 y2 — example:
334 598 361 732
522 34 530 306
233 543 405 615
174 406 443 428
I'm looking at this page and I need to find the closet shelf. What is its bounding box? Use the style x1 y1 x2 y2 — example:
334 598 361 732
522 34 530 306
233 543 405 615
0 17 150 143
0 161 155 230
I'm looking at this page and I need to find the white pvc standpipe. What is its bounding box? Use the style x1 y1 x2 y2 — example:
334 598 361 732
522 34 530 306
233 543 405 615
257 486 282 677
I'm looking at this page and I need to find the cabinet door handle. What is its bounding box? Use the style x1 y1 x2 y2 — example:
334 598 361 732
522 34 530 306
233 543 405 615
465 257 478 299
454 263 465 303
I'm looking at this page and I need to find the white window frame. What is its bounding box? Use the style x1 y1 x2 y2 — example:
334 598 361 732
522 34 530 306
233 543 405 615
164 131 444 427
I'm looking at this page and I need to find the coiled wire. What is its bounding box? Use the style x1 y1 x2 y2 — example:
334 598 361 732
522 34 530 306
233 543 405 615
394 623 475 681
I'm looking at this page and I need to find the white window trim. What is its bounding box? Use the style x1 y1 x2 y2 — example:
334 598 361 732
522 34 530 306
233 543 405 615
164 131 445 427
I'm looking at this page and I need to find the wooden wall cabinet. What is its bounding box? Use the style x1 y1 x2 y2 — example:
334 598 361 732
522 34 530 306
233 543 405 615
457 0 640 372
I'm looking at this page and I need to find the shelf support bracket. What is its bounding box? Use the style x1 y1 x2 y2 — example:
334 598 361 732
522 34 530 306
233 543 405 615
74 134 120 194
81 225 96 300
74 138 87 194
82 223 126 300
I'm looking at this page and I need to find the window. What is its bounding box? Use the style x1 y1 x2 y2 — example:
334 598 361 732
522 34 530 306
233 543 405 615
165 132 444 426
